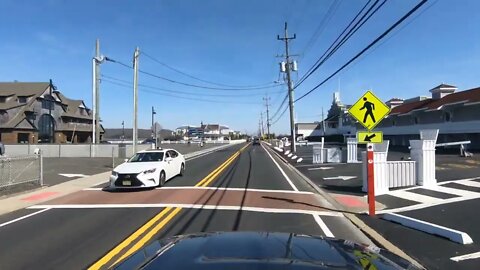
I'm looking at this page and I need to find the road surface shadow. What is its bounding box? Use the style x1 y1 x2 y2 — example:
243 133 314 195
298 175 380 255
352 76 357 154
261 195 358 215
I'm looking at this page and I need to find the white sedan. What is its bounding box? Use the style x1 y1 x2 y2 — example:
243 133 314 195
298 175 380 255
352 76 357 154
109 148 185 189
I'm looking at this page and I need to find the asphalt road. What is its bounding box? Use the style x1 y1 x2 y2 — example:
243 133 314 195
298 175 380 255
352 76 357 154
287 144 480 269
0 143 369 270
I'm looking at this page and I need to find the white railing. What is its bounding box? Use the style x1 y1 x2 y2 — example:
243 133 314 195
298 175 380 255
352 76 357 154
386 161 416 188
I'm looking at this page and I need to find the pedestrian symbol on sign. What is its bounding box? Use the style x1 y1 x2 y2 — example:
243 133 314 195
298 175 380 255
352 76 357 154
360 97 376 124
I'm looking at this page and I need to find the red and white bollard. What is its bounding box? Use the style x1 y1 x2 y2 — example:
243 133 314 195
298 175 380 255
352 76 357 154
367 143 375 216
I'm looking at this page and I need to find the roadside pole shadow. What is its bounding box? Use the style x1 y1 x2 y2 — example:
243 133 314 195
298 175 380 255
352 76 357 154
261 195 360 215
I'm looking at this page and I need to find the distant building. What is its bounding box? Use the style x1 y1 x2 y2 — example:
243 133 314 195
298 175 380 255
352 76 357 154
176 123 233 140
296 84 480 149
0 81 103 144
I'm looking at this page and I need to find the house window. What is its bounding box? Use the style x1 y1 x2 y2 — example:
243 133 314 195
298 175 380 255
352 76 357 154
444 112 451 122
414 117 419 124
0 97 6 103
392 120 396 126
79 108 85 115
18 133 29 144
18 97 27 103
42 95 55 110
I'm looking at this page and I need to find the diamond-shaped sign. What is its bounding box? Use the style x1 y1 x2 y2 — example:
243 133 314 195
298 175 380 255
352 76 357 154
348 90 390 130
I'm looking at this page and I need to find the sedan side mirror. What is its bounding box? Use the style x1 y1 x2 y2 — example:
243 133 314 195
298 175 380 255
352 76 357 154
124 159 129 163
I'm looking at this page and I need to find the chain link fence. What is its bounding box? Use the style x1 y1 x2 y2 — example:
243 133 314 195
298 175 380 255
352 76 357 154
0 154 43 190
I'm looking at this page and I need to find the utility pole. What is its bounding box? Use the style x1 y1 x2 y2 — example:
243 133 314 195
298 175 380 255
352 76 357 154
277 22 297 153
322 107 326 135
95 39 101 143
260 112 265 138
263 95 271 142
92 39 105 145
133 47 140 153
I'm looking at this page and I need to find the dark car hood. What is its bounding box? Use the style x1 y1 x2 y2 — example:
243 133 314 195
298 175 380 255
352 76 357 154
113 231 422 270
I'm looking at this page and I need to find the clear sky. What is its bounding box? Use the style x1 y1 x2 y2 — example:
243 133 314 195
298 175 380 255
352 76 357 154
1 0 479 134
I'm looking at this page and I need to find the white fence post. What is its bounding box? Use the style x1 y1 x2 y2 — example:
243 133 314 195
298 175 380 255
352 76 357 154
410 129 438 187
347 138 358 163
362 141 390 195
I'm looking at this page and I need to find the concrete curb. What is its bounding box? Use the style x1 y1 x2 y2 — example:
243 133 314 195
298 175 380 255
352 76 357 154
382 213 474 245
263 144 425 269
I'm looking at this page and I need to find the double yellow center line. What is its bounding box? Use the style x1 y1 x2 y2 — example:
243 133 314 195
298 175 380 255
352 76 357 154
89 143 249 269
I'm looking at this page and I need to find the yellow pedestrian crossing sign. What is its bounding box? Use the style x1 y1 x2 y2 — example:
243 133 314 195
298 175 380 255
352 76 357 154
348 90 390 130
357 131 383 144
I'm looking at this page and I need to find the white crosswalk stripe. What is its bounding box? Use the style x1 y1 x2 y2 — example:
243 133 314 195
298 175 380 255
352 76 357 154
378 179 480 214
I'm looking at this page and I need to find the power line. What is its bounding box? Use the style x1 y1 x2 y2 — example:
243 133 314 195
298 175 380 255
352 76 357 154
106 57 282 91
270 105 289 125
300 0 340 59
141 50 278 89
296 0 387 89
295 0 428 102
295 0 376 89
270 93 289 121
101 74 284 97
102 79 262 104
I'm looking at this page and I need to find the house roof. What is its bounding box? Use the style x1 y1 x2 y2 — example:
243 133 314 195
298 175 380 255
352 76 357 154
430 83 457 90
390 87 480 115
0 82 93 129
0 82 50 96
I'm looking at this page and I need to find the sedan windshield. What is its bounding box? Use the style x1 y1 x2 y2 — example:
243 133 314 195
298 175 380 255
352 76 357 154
129 152 164 162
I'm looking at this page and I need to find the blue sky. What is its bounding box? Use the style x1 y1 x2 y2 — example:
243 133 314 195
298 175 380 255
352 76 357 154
1 0 479 134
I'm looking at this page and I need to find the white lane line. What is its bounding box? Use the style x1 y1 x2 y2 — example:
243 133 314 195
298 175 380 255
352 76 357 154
83 186 314 195
28 204 342 216
0 208 51 228
450 251 480 262
312 214 334 238
437 177 480 186
377 194 480 214
308 167 333 171
432 185 479 197
261 144 299 191
92 180 109 186
457 179 480 188
388 190 444 204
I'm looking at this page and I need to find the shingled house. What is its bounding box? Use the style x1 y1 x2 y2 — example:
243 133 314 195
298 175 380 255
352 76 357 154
0 81 103 144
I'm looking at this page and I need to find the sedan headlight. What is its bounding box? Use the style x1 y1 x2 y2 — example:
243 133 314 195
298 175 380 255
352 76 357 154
111 171 118 177
143 168 157 174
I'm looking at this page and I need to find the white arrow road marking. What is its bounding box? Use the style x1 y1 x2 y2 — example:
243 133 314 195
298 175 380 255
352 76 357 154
58 173 90 178
450 251 480 262
323 176 357 181
308 167 333 171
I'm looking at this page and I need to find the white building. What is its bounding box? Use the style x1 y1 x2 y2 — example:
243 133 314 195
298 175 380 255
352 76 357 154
296 84 480 149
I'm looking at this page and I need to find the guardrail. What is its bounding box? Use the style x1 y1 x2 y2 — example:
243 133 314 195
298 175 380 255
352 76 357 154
0 154 43 189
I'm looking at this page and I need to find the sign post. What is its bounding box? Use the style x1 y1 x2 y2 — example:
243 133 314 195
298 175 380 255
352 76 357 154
348 90 390 217
366 143 375 216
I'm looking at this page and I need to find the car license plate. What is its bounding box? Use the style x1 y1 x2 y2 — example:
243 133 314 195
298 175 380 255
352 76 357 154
122 180 131 186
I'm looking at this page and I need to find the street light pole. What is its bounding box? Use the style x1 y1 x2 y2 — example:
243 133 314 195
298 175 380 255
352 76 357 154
122 121 125 142
151 106 157 148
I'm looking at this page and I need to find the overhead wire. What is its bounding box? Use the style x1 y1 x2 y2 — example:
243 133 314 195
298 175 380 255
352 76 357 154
101 74 284 97
295 0 428 102
141 50 279 88
295 0 387 89
295 0 376 89
105 58 282 91
300 0 340 60
101 78 262 105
